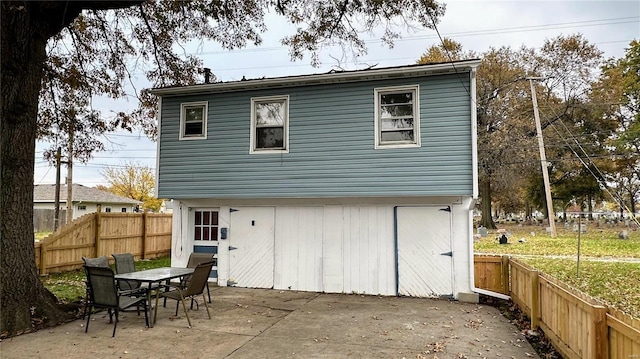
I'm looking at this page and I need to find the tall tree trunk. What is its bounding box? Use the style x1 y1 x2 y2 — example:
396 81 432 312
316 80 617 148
479 177 497 229
1 3 76 337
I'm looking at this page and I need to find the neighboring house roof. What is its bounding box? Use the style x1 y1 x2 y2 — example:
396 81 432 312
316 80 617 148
150 59 482 96
34 184 142 205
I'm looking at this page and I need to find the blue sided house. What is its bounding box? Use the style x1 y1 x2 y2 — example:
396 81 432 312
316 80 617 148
151 59 484 301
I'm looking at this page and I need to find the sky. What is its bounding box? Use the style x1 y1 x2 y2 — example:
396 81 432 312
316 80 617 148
33 0 640 187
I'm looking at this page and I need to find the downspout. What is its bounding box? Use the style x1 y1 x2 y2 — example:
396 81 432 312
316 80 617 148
467 199 510 300
468 66 510 300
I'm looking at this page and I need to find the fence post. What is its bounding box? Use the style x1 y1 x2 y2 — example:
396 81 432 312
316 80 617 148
95 205 101 257
530 270 540 329
141 209 148 259
592 306 608 359
501 255 510 294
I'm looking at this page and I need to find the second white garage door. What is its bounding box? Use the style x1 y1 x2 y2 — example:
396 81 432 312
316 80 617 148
396 206 454 297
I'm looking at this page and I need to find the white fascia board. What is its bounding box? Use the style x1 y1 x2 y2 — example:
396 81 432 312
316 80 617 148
150 60 482 97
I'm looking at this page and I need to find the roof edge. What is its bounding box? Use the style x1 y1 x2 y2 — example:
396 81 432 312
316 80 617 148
150 59 481 96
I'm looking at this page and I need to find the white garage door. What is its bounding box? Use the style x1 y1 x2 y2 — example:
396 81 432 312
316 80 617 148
228 207 275 288
274 207 323 292
397 206 453 297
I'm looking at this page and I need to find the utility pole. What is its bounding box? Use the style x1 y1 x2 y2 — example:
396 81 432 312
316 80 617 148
54 147 62 231
528 77 557 238
66 123 74 224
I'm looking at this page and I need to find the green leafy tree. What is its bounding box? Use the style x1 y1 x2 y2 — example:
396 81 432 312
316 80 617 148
474 46 534 228
596 40 640 215
1 0 446 337
101 162 162 212
418 41 533 228
417 34 613 227
416 37 466 64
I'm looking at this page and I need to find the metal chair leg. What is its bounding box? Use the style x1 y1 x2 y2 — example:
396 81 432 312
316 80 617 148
202 293 211 319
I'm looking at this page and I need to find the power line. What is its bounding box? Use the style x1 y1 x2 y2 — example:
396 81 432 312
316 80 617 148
538 96 640 225
65 16 636 77
188 17 639 56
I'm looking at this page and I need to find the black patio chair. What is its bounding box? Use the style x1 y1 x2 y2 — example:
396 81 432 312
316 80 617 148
173 252 214 307
81 256 110 319
154 261 214 328
84 265 149 337
112 253 145 293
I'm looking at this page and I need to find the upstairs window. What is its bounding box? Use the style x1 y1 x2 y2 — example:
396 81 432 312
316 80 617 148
180 101 208 140
374 85 420 148
250 96 289 153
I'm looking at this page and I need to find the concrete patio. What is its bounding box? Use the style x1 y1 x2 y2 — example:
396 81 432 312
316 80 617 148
1 287 538 358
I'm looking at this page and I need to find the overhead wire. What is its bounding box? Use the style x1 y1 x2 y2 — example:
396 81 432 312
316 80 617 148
428 9 639 221
38 14 639 185
537 94 640 225
189 17 639 56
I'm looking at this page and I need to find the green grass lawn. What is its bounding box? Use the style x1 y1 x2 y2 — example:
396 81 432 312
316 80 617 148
34 232 52 241
519 257 640 318
474 223 640 318
474 224 640 258
43 256 171 304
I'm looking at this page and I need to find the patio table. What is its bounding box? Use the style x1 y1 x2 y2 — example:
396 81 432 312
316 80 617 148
115 267 194 327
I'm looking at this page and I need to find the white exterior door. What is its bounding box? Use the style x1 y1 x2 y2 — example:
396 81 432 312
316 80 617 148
397 206 453 297
228 207 275 288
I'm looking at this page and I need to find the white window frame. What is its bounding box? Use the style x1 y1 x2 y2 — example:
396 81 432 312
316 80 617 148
179 101 208 140
192 209 220 242
374 85 421 149
250 95 289 154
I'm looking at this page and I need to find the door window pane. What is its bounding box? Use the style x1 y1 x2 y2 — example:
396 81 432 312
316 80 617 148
194 210 219 242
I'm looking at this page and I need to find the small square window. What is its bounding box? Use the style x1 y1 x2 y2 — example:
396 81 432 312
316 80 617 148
77 205 86 210
180 101 208 140
105 207 112 213
121 208 127 213
251 96 289 153
374 85 420 148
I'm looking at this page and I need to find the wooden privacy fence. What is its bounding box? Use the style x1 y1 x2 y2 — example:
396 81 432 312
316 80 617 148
35 209 172 275
474 255 640 359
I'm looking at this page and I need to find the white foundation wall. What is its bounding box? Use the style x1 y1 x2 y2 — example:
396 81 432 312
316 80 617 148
170 197 474 299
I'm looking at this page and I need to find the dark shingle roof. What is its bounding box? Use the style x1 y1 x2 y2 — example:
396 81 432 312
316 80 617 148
34 184 141 205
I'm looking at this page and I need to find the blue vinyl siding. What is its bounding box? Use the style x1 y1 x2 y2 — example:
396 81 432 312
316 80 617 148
157 73 473 198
